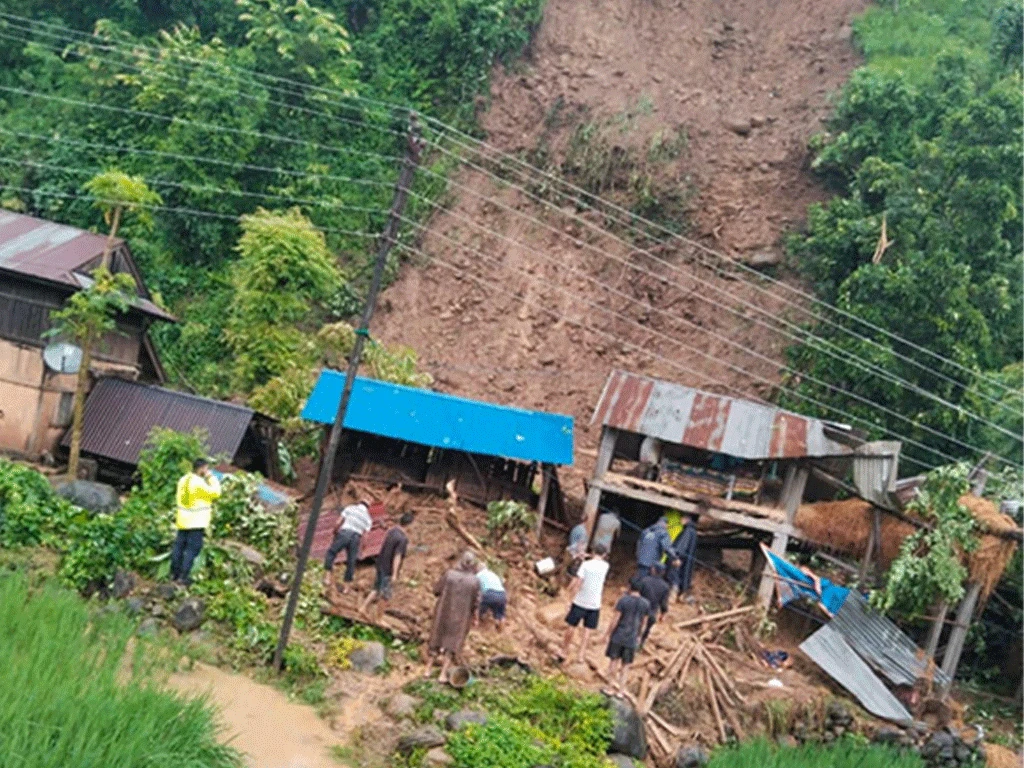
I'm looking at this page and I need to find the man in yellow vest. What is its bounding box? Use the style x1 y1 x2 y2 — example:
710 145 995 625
171 458 222 585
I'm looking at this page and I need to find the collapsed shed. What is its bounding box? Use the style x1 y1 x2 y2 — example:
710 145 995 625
301 370 574 515
586 370 901 605
64 376 280 484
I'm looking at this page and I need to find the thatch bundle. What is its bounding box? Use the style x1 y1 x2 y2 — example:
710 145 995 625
794 495 1019 597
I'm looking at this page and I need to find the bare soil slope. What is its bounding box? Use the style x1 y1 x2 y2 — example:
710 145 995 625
374 0 868 472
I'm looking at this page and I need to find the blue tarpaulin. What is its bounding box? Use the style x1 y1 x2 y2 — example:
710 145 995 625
763 546 850 616
301 370 574 465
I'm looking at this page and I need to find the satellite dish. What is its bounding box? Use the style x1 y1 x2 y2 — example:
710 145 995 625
43 342 83 374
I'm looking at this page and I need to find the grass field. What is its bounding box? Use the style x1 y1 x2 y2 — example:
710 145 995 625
707 738 925 768
0 570 240 768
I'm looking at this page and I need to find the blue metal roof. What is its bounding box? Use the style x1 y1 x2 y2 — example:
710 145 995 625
301 370 574 465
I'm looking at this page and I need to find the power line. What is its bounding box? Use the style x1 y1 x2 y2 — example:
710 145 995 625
391 232 955 472
3 141 1010 466
3 15 1015 414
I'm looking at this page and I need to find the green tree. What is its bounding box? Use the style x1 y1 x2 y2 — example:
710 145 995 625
82 170 162 268
224 207 342 390
48 267 137 479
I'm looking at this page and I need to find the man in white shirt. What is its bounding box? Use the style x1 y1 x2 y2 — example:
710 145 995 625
560 543 610 664
323 500 372 594
476 563 507 629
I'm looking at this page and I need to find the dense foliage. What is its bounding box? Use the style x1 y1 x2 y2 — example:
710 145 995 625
0 570 241 768
407 675 614 768
0 0 542 402
785 0 1023 470
872 464 977 615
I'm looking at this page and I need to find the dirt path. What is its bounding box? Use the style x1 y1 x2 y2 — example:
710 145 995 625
169 663 341 768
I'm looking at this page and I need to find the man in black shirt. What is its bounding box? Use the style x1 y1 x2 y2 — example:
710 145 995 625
601 583 650 697
632 562 670 651
359 512 413 618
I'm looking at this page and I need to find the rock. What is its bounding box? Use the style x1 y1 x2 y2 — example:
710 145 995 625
125 596 146 615
675 745 708 768
446 710 488 731
397 726 447 754
55 480 119 514
606 695 648 759
155 583 178 600
222 540 267 568
112 570 138 599
825 700 852 726
746 250 783 268
873 726 906 746
536 601 568 628
723 117 752 136
424 747 454 766
348 641 386 673
384 693 421 720
150 603 166 618
609 755 637 768
750 114 767 128
172 597 205 633
137 617 159 637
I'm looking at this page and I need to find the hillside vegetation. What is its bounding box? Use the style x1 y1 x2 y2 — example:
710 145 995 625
785 0 1023 469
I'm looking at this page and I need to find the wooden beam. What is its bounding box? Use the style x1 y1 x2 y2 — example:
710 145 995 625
588 479 801 537
583 427 618 534
858 507 880 585
810 465 858 497
758 464 808 608
925 600 948 663
940 582 982 696
536 463 552 540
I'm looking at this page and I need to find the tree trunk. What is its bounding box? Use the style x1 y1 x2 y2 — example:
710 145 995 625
66 335 93 480
100 206 123 270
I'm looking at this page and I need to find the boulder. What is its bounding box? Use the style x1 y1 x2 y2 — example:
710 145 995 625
397 726 447 754
746 250 783 268
536 602 568 628
55 480 119 514
348 641 386 674
222 540 267 568
445 710 488 731
155 583 179 600
424 747 454 766
674 745 708 768
384 693 421 720
723 117 752 136
606 694 648 759
112 570 137 599
172 598 205 633
609 755 638 768
125 596 146 615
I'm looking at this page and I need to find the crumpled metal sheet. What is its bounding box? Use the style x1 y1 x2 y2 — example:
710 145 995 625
800 623 913 723
831 593 950 688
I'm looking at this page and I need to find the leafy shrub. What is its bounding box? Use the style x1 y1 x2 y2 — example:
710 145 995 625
448 715 552 768
0 459 77 548
486 500 536 541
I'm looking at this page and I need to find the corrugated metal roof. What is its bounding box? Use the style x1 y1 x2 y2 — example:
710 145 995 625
830 593 951 688
852 441 902 510
298 502 389 562
801 623 913 723
302 370 575 465
0 210 174 321
63 377 257 465
591 370 854 460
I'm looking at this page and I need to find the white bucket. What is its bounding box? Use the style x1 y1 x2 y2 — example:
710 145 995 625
535 557 556 576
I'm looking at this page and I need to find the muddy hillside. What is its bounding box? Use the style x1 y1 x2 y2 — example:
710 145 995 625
374 0 868 478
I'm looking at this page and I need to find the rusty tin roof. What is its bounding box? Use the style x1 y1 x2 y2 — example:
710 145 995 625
0 210 173 321
591 370 854 460
63 377 259 466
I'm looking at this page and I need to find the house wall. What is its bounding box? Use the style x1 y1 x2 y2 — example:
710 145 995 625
0 338 78 457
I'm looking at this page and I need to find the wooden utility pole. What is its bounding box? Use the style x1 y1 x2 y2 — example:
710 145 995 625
273 115 423 671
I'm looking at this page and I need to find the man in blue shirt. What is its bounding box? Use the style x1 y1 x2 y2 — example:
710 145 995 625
635 516 679 580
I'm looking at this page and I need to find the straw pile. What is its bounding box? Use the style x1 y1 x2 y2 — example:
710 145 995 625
794 495 1019 597
794 499 915 566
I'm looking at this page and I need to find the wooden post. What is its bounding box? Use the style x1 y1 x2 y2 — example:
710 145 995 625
925 600 948 663
939 582 982 696
858 507 881 586
757 463 809 608
535 463 552 539
583 427 618 536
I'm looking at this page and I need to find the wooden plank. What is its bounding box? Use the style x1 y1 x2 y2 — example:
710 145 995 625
591 478 800 537
604 471 786 522
583 427 618 534
536 463 552 539
675 606 755 630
